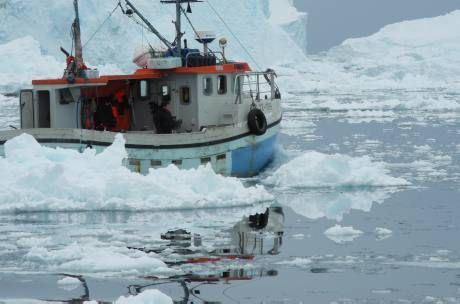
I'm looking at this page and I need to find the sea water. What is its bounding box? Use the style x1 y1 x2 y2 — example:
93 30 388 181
0 89 459 303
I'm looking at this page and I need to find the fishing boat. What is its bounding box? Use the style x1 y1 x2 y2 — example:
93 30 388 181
0 0 282 177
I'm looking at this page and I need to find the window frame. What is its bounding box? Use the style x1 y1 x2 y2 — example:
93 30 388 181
217 75 227 95
138 80 150 99
160 84 171 103
180 86 191 105
203 77 213 96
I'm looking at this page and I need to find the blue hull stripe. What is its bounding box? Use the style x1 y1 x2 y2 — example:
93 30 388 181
231 134 277 177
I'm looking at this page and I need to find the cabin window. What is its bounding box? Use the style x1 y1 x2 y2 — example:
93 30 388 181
201 157 211 165
181 86 191 105
172 159 183 166
59 88 74 104
217 154 226 161
203 77 213 95
139 80 150 99
151 160 162 167
129 159 141 173
37 90 51 128
217 75 227 95
161 85 171 103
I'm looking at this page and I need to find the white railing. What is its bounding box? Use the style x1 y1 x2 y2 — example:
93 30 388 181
234 70 280 104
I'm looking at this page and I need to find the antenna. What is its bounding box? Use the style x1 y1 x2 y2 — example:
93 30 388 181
195 31 215 55
160 0 203 57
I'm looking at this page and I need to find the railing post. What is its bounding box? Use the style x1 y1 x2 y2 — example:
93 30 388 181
256 74 260 101
270 72 275 100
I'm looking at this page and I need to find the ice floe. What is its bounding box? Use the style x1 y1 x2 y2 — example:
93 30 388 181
324 225 363 244
375 227 393 241
0 133 272 213
276 257 312 268
277 189 393 221
375 227 392 235
57 276 82 291
265 151 409 189
26 240 169 275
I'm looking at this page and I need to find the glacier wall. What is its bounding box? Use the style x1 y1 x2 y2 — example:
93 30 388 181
267 0 307 54
0 0 308 93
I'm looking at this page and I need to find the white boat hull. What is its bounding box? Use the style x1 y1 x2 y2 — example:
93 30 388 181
0 120 280 177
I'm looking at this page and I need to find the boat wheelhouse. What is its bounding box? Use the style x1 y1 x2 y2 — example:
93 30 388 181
0 0 282 177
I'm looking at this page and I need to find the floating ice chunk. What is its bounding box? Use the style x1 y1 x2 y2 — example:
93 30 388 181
57 277 82 291
325 225 363 244
26 241 169 275
277 190 393 221
276 257 312 268
372 289 394 294
291 233 305 239
375 228 392 235
115 289 173 304
375 227 393 240
265 151 409 189
0 134 272 213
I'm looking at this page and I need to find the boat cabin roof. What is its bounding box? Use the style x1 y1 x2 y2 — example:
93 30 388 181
32 63 251 86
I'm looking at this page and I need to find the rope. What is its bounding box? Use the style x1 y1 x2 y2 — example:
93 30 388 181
206 0 262 70
82 2 120 49
180 6 201 43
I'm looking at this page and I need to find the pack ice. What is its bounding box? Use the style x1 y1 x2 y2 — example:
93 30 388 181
0 134 273 213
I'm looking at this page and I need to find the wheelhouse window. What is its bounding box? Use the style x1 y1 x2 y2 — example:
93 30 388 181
139 80 150 99
217 75 227 95
203 77 213 95
161 85 171 103
181 86 191 105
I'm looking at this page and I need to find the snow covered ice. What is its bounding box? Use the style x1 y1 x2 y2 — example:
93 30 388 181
0 133 272 213
265 151 409 189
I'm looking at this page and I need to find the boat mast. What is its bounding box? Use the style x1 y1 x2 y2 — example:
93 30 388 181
175 0 182 57
160 0 202 57
73 0 84 70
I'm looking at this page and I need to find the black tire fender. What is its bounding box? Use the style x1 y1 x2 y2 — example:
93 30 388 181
248 108 267 136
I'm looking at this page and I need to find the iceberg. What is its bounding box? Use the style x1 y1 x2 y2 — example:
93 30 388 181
279 10 460 91
267 0 308 54
0 0 307 93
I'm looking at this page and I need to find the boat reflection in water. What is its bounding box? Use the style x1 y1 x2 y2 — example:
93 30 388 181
35 206 284 303
128 205 285 303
